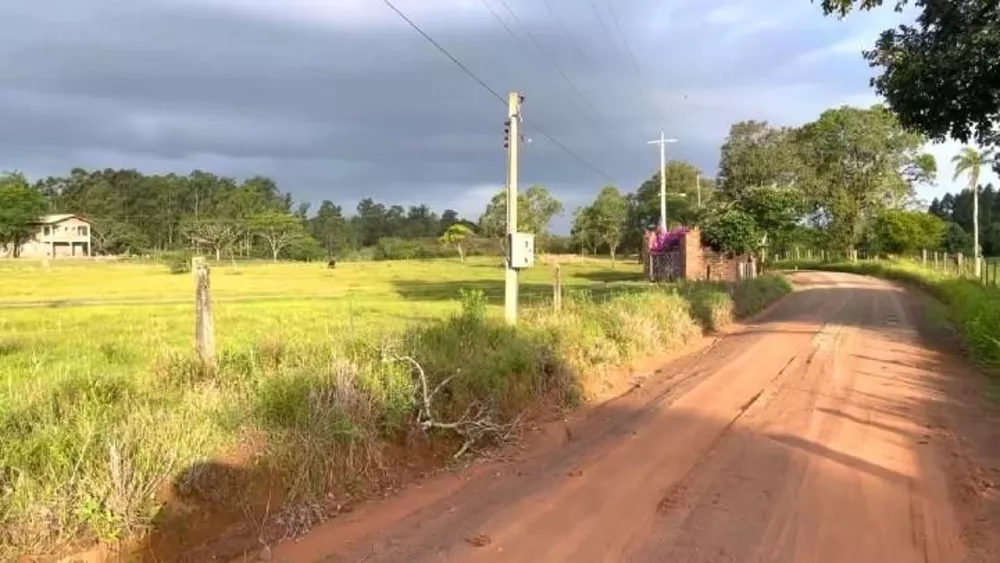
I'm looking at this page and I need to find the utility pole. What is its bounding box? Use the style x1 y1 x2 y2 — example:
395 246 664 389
647 130 677 229
974 183 981 278
695 173 702 208
504 92 523 325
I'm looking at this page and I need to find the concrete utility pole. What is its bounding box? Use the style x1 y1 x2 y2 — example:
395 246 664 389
647 130 677 228
504 92 523 325
695 173 702 208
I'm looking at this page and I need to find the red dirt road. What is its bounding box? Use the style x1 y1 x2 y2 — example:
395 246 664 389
263 272 1000 563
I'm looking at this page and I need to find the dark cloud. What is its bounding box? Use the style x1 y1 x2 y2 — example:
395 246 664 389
0 0 899 226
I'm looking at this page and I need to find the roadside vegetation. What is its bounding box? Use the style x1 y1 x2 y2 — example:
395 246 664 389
0 259 789 557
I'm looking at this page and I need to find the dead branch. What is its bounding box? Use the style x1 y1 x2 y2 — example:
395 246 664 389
383 352 521 458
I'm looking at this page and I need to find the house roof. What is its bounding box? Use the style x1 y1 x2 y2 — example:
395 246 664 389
34 214 89 225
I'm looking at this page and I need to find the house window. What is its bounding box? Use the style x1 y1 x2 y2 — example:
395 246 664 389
78 226 88 236
43 226 51 236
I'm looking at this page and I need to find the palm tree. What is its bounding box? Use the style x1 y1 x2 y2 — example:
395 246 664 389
952 147 997 277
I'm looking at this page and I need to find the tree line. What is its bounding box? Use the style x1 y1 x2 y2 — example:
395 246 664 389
0 161 718 262
0 168 487 260
0 103 994 264
568 104 939 263
568 103 993 263
0 166 592 261
569 0 1000 264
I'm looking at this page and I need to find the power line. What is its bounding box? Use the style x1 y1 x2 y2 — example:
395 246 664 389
604 0 644 78
529 123 615 183
380 0 505 104
541 0 598 69
380 0 616 183
589 2 629 69
476 0 519 42
492 0 612 131
479 0 640 182
591 0 672 131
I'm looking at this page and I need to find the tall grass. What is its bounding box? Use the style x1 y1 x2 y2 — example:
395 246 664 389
0 274 791 558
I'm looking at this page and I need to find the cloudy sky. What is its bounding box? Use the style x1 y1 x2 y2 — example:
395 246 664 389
1 0 996 230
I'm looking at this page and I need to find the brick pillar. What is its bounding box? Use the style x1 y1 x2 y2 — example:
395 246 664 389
681 227 704 280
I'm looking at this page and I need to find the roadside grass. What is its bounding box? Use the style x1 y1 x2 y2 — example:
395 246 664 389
781 259 1000 372
0 257 791 558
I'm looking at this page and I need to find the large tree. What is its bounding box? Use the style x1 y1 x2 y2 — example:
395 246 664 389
308 200 349 257
248 212 310 261
700 203 760 256
479 185 564 240
0 172 48 257
869 208 946 255
735 185 805 259
629 160 707 235
589 186 629 265
180 217 242 261
570 205 601 255
795 105 934 251
718 121 801 199
91 218 150 256
819 0 1000 155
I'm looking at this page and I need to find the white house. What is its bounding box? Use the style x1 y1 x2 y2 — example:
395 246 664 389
10 214 93 258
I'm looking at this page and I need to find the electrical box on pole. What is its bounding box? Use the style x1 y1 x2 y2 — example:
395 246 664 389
508 232 535 269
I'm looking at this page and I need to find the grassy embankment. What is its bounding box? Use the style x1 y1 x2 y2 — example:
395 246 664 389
0 257 790 557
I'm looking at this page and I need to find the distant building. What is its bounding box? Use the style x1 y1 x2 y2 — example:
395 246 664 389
8 214 93 258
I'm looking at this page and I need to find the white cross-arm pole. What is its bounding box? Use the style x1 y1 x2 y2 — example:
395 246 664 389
647 130 677 228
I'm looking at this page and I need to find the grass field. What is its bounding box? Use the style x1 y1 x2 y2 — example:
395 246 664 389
0 256 791 557
0 258 640 386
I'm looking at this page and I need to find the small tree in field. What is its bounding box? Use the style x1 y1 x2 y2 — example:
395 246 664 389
180 217 241 261
590 186 628 265
248 211 306 261
570 206 601 255
440 224 474 262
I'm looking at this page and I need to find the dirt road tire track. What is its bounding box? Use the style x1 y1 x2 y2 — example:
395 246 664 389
257 272 1000 563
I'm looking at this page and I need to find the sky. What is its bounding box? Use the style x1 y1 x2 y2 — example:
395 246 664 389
1 0 996 232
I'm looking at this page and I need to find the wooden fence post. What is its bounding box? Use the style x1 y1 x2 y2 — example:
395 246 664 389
553 264 562 312
193 257 216 369
922 248 927 266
